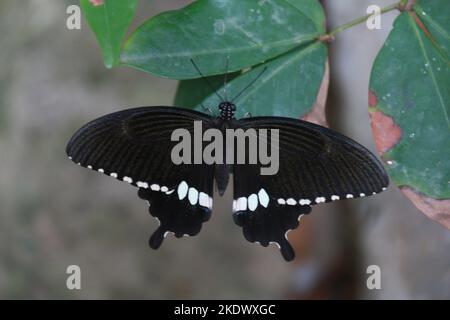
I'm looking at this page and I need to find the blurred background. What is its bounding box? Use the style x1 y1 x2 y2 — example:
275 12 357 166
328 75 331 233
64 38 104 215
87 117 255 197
0 0 449 299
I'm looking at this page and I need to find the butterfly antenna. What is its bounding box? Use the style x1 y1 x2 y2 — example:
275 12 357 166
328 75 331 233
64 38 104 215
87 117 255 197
201 103 213 115
223 56 230 101
231 67 268 103
190 59 224 102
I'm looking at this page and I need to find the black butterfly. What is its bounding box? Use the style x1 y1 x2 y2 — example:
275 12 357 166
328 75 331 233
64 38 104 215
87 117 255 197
66 65 388 262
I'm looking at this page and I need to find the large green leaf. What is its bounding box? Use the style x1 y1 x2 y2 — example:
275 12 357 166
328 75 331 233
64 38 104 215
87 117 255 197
175 0 327 119
175 42 327 118
121 0 320 79
80 0 138 68
369 0 450 222
285 0 326 33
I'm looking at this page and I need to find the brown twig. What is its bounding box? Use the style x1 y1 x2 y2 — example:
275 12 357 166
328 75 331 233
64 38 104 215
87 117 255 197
319 34 335 43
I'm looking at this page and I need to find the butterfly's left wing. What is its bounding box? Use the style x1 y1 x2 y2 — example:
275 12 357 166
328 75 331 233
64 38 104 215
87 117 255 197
232 117 389 261
66 106 215 249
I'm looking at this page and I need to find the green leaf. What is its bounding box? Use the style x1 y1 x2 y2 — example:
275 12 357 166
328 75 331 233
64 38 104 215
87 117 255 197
175 42 327 118
80 0 138 68
369 0 450 203
121 0 320 79
285 0 326 33
175 0 327 118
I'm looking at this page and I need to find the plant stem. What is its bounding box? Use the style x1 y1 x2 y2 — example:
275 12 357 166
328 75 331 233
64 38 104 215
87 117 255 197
327 1 402 38
400 0 408 6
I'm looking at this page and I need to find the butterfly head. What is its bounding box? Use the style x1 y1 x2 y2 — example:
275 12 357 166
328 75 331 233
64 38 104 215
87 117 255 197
218 101 236 121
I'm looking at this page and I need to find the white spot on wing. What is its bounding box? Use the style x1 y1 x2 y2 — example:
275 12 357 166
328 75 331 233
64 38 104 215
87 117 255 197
151 184 160 191
160 186 168 192
177 181 188 200
277 198 286 205
346 194 354 199
315 197 326 204
110 173 118 178
236 197 247 211
137 181 148 189
258 188 269 208
299 199 311 206
331 195 340 201
123 176 133 184
188 187 199 205
248 194 258 211
199 192 210 208
98 168 104 173
209 197 213 209
286 198 296 206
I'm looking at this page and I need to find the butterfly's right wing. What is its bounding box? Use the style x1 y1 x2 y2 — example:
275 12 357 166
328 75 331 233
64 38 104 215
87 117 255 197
232 117 389 261
66 106 215 248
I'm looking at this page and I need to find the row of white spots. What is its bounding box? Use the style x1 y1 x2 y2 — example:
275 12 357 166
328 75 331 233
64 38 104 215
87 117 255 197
233 187 387 212
177 181 213 209
69 158 176 196
276 188 386 206
233 188 270 213
71 159 211 239
70 158 387 212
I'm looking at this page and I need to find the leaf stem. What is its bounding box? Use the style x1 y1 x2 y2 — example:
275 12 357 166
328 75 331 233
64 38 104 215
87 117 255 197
326 1 403 38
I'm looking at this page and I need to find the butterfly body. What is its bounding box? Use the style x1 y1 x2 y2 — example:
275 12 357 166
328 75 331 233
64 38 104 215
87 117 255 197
67 102 388 261
212 102 237 195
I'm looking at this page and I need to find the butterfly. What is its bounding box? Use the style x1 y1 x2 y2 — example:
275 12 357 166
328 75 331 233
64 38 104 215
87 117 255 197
66 63 389 262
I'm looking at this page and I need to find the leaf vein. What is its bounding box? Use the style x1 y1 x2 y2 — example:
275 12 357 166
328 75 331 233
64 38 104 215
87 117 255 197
409 14 450 130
